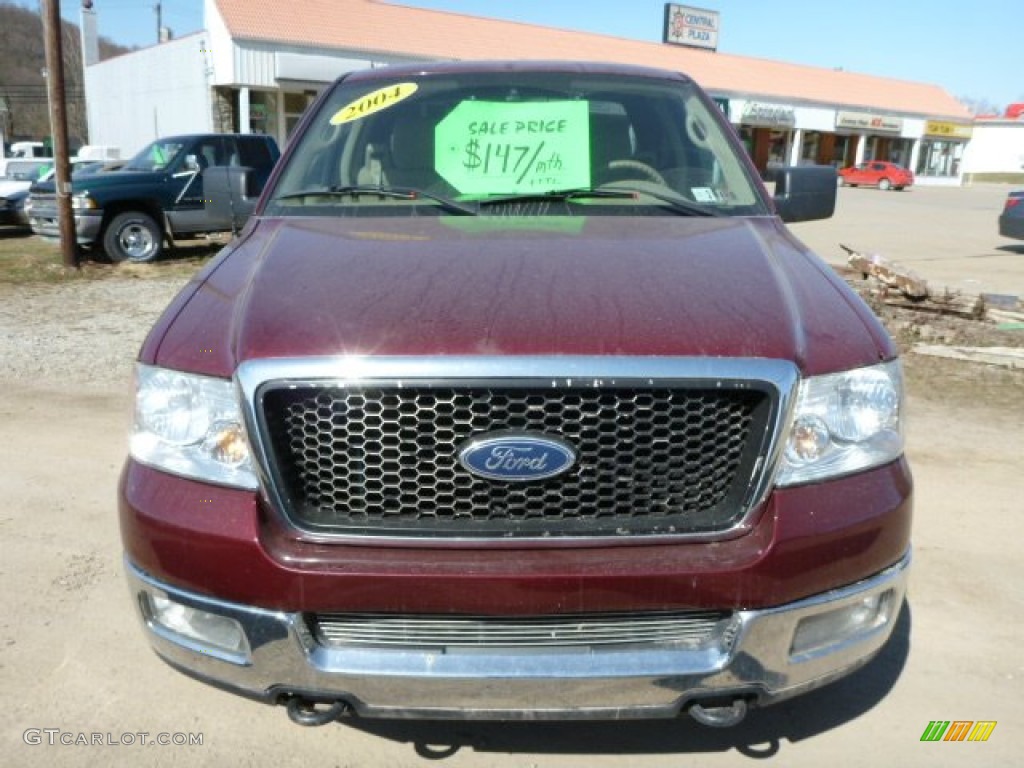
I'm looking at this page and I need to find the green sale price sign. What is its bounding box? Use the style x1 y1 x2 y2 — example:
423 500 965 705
435 100 591 194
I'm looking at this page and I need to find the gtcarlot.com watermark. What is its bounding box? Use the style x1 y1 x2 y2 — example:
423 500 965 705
23 729 203 747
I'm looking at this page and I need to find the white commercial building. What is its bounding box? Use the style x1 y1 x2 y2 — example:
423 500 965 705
82 0 1021 184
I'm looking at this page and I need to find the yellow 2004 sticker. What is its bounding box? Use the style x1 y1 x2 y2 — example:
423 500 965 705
330 83 419 125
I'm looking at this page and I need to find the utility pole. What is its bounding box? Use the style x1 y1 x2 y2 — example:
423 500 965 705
42 0 79 269
155 1 162 43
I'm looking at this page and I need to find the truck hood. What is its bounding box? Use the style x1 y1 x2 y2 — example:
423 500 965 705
31 169 159 196
149 216 892 377
0 179 31 197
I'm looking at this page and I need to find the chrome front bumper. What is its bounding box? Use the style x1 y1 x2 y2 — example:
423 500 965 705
125 552 909 720
28 209 102 244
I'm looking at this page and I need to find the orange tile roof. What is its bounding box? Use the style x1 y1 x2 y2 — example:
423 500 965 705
213 0 971 120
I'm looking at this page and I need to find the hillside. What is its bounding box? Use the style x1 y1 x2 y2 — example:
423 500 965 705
0 0 133 147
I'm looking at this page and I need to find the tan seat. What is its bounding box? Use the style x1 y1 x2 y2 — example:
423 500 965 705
387 115 442 190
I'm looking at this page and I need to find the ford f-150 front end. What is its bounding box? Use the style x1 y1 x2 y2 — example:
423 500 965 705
119 61 910 727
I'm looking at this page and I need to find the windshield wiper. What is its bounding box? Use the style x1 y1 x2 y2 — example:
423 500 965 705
273 185 477 216
476 187 721 216
477 188 636 207
601 186 722 217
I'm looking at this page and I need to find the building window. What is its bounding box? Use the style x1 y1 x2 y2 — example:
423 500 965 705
249 91 277 136
736 126 754 158
800 131 820 164
916 139 964 177
832 135 855 167
284 91 317 140
767 130 790 165
887 139 913 167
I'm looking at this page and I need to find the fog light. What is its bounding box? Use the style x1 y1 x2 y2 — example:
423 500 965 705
202 421 251 467
786 415 830 464
144 593 250 661
790 590 894 660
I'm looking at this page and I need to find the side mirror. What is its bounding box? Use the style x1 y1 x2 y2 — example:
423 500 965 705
184 154 201 172
767 165 837 223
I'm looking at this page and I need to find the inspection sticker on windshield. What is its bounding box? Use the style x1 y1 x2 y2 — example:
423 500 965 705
330 83 419 125
435 101 590 194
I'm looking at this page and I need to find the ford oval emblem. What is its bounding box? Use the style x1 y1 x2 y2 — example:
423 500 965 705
457 432 577 483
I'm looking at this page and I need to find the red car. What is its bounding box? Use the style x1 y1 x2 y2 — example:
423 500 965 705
838 160 914 190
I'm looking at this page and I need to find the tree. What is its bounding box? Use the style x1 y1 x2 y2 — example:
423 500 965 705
0 0 131 144
958 95 1002 117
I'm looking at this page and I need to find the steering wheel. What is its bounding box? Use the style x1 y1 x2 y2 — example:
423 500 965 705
607 159 666 186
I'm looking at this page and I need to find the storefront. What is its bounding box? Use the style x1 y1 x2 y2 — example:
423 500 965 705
835 110 913 167
210 86 321 145
917 120 973 180
724 100 930 174
734 101 796 173
789 105 845 167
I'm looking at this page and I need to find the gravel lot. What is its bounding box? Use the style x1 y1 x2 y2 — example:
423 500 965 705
0 276 188 386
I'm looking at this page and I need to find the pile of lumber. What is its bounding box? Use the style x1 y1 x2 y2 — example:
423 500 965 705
841 244 1024 323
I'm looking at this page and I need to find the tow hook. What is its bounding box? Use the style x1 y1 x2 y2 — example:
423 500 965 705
688 697 749 728
285 697 350 726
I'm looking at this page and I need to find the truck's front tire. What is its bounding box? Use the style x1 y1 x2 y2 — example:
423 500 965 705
103 211 162 263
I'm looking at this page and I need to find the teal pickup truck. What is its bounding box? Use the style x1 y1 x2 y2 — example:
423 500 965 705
27 133 279 263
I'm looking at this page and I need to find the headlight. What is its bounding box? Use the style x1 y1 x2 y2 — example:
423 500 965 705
71 194 98 210
130 364 258 489
775 360 904 486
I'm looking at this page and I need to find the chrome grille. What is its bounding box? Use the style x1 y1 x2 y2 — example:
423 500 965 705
311 611 733 650
256 380 775 538
25 192 56 215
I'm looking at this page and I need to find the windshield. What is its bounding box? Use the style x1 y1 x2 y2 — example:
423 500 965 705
123 139 187 172
265 69 768 217
2 160 53 181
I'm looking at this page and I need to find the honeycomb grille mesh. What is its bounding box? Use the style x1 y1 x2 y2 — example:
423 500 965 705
259 384 771 537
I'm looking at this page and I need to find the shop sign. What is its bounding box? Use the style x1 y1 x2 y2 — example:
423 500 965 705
712 97 730 120
836 110 903 133
925 121 973 139
740 102 795 128
663 4 719 51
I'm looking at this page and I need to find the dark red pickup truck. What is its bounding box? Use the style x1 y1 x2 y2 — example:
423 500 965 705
120 60 911 728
